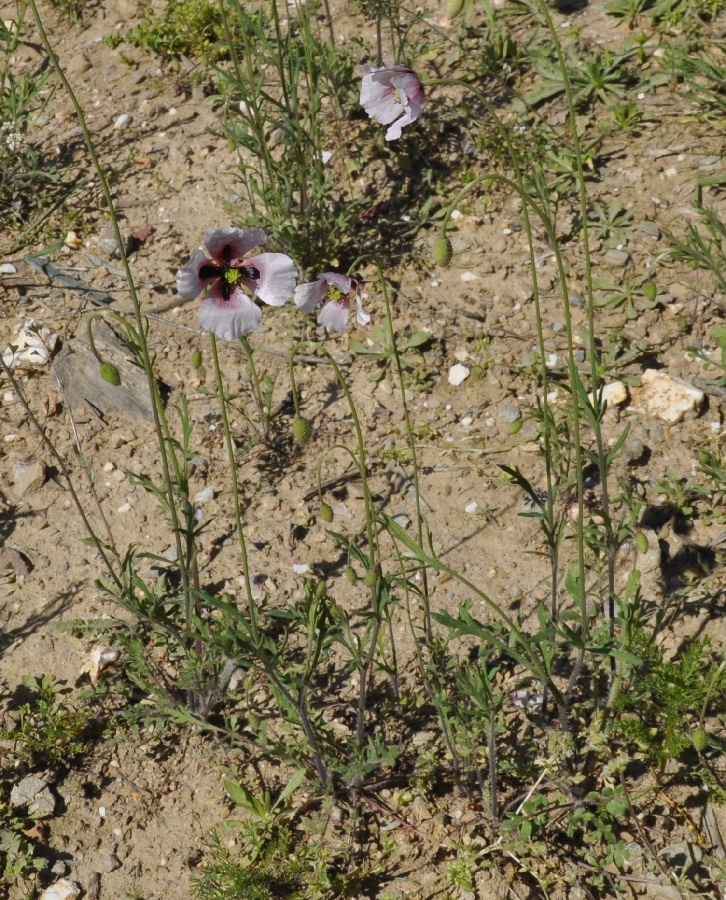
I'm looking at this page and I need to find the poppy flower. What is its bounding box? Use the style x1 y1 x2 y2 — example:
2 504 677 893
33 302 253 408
294 272 370 333
360 65 425 141
176 227 297 341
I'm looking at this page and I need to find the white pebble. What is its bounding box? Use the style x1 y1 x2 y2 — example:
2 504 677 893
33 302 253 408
117 503 131 513
113 113 133 129
194 485 215 504
0 263 17 275
448 364 470 386
293 562 310 574
465 501 478 513
103 461 115 472
460 271 479 282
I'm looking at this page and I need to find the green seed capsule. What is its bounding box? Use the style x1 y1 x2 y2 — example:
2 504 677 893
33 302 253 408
346 567 358 584
635 532 649 554
191 349 203 369
319 503 334 523
433 235 453 267
99 362 121 386
692 729 708 752
447 0 465 16
364 569 377 588
643 282 657 302
292 416 312 444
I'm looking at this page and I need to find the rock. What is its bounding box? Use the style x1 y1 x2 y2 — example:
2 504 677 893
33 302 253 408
603 249 630 267
113 113 133 129
460 271 479 282
194 486 215 504
98 852 121 873
631 369 704 424
639 220 661 239
97 225 122 258
12 457 47 497
590 381 628 408
0 263 17 274
40 880 81 900
497 401 521 423
10 775 56 817
621 437 646 466
0 546 32 579
64 231 83 250
448 364 470 386
54 320 155 422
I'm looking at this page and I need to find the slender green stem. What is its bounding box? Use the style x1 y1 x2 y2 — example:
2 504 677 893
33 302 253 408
209 334 260 645
239 336 268 435
27 0 193 622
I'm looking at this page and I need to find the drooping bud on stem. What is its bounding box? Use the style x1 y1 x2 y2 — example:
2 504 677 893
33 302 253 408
191 350 203 369
433 235 453 267
319 503 334 523
292 415 312 444
100 362 121 386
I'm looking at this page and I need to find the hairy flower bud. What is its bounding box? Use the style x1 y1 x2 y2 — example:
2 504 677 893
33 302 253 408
643 282 657 302
292 415 312 444
433 235 453 267
364 569 377 588
191 349 203 369
319 503 334 523
692 729 708 752
99 362 121 386
447 0 465 17
346 567 358 584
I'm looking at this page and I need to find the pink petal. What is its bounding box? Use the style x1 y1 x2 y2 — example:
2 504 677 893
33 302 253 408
198 284 262 340
176 250 218 300
317 300 350 333
355 290 371 326
204 227 267 265
385 115 409 141
360 76 400 126
390 72 425 122
323 272 352 294
294 278 328 313
244 253 297 307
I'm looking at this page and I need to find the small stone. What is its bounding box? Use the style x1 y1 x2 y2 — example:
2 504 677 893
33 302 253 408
117 503 131 513
194 485 215 504
497 402 521 423
412 730 435 746
603 249 630 267
0 263 17 274
639 220 661 239
40 881 81 900
592 381 628 407
98 852 121 873
448 364 470 386
65 231 83 250
465 501 478 513
13 457 47 497
293 562 310 575
460 271 479 282
113 113 133 129
621 437 646 466
631 369 704 424
10 775 56 817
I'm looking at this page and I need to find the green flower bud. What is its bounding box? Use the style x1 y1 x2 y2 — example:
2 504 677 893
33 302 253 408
191 349 203 369
643 282 657 302
364 569 377 588
99 362 121 386
447 0 465 17
635 531 649 554
433 235 453 267
319 503 334 523
292 415 312 445
345 567 358 584
692 728 708 752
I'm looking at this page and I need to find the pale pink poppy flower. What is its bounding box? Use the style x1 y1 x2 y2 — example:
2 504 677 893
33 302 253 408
176 227 297 341
294 272 371 333
360 64 425 141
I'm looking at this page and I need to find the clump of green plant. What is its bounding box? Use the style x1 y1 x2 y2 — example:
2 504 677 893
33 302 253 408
0 675 94 768
615 633 726 770
126 0 232 63
1 5 56 228
0 801 46 891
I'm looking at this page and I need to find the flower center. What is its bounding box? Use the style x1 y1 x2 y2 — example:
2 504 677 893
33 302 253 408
225 268 241 285
326 285 345 302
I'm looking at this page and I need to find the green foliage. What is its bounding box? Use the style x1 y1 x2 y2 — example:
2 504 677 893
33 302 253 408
1 6 57 228
615 634 726 768
0 675 93 768
126 0 232 62
0 802 46 890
